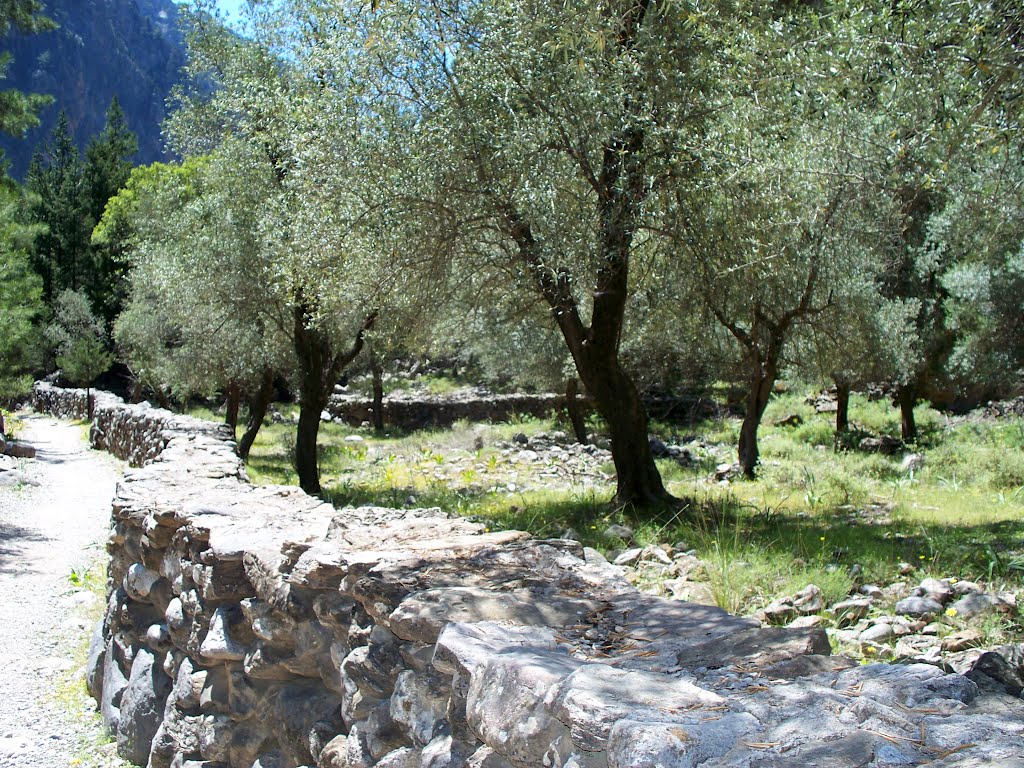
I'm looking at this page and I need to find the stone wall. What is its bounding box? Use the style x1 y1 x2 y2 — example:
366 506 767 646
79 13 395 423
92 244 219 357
325 393 574 430
33 383 1024 768
325 391 727 431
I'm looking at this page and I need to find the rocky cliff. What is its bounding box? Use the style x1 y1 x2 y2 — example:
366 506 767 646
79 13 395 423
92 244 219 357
0 0 187 178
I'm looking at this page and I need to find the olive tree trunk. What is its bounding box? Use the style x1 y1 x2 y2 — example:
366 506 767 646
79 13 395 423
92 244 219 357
834 378 851 433
293 303 377 495
224 383 241 440
897 383 917 443
237 369 275 462
565 377 588 446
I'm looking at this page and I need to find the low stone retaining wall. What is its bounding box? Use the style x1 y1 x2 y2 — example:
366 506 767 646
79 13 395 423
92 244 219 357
33 383 1024 767
325 391 727 431
325 392 573 430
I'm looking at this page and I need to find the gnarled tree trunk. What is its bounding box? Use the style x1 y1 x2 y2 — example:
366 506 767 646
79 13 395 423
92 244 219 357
293 302 377 495
237 369 275 462
737 344 780 479
565 377 588 446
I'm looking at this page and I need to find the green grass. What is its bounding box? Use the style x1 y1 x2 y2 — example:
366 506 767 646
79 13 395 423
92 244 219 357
51 559 131 768
188 391 1024 642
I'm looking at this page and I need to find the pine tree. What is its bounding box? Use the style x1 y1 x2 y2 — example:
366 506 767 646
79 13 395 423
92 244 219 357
85 97 138 323
26 111 91 305
0 0 54 148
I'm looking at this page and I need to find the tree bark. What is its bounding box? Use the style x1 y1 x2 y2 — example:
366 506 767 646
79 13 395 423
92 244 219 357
237 369 274 462
370 353 385 434
224 383 241 440
573 355 669 507
565 377 588 446
834 378 851 433
898 383 917 442
738 373 774 479
295 387 324 495
293 302 377 495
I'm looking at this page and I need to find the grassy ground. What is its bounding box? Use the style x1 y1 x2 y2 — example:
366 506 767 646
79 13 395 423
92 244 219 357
52 559 131 768
198 390 1023 640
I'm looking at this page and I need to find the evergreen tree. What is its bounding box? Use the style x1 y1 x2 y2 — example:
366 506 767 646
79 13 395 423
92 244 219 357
85 97 138 324
0 176 44 398
85 97 137 223
0 0 54 150
25 111 91 304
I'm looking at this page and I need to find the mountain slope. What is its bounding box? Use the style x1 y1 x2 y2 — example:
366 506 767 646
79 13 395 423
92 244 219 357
0 0 188 179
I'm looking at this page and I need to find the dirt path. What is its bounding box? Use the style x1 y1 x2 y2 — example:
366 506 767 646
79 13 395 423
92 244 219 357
0 414 125 768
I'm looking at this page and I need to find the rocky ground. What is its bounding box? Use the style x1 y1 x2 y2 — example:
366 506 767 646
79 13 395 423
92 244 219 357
0 414 126 768
602 534 1024 692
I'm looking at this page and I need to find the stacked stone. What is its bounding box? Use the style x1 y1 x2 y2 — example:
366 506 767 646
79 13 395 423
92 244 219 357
33 382 231 467
326 392 570 431
33 384 1024 768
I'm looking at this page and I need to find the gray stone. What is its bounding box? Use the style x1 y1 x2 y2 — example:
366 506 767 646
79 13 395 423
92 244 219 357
830 598 871 626
949 593 996 620
606 713 758 768
612 548 644 566
915 577 953 605
894 596 943 618
198 714 233 761
465 649 579 766
675 626 831 670
420 734 474 768
3 440 35 458
100 638 129 732
602 525 634 543
389 587 599 644
465 746 515 768
374 748 421 768
86 619 107 701
759 598 797 626
552 664 724 750
200 605 249 662
965 645 1024 696
117 648 172 765
126 563 161 601
389 670 449 746
771 730 880 768
793 584 824 615
858 623 897 644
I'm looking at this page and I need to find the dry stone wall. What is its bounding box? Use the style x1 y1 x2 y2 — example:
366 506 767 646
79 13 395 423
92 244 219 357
33 383 1024 768
325 392 573 431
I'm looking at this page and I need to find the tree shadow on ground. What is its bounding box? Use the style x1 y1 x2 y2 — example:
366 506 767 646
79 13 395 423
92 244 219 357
0 520 49 575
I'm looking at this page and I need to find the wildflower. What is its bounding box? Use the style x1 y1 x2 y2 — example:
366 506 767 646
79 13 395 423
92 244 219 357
945 607 957 618
918 554 926 560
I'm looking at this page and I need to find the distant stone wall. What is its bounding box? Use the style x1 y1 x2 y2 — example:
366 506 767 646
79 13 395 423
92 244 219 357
325 392 574 430
325 391 727 431
32 383 1024 767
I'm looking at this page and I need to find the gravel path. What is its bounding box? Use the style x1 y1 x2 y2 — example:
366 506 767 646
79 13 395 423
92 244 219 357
0 414 125 768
